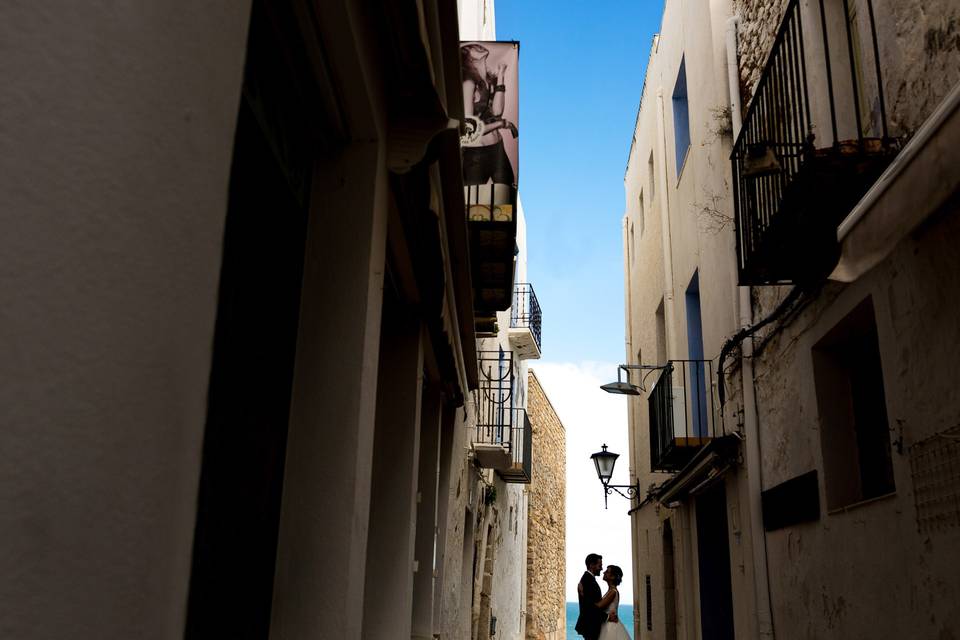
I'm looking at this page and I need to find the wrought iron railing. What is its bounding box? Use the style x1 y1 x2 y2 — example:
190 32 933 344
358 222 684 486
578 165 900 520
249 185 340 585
510 283 542 351
648 360 719 472
731 0 894 284
475 349 515 447
502 409 532 483
472 350 532 481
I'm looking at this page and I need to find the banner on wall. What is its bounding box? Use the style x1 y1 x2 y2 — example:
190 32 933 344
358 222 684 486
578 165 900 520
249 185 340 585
459 41 519 222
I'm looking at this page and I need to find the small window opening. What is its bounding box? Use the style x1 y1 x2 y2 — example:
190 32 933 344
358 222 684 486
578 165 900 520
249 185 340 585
645 574 653 631
639 190 646 237
672 58 691 176
648 151 656 200
813 297 895 510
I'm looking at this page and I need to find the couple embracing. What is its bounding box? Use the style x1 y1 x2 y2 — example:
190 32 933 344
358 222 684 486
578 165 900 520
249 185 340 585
575 553 631 640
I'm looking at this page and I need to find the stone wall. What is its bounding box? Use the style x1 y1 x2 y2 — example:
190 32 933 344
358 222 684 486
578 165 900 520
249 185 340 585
876 0 960 133
524 371 566 640
734 0 960 136
733 0 789 108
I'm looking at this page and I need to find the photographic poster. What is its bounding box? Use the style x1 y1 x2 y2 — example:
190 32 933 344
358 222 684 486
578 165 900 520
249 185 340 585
460 41 519 222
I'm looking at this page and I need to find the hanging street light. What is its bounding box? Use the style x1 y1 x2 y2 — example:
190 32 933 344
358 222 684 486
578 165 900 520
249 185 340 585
599 364 667 395
590 444 641 510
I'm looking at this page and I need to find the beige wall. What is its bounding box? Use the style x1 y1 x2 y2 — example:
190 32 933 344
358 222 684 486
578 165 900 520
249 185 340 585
748 201 960 638
733 3 960 633
0 2 250 637
621 1 766 639
625 0 960 639
438 408 479 640
458 0 497 40
1 1 484 639
475 231 533 640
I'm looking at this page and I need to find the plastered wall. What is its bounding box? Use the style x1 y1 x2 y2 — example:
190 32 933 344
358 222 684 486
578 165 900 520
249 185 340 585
748 206 960 639
0 2 251 637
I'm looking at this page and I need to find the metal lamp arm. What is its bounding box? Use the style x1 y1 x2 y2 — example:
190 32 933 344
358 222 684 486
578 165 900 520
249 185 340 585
617 363 669 392
600 480 642 510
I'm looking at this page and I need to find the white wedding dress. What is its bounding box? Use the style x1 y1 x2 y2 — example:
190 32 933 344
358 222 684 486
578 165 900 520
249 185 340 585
597 590 632 640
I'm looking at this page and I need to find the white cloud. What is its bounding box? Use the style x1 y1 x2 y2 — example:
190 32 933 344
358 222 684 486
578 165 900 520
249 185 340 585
531 360 635 606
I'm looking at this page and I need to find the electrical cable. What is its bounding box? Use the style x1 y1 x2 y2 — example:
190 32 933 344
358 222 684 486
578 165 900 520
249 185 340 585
717 285 804 405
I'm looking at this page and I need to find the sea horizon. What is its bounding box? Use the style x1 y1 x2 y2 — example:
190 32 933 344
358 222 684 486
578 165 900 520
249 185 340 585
565 602 635 640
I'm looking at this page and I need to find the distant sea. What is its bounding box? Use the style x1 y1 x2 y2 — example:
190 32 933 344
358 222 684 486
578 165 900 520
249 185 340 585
565 602 635 640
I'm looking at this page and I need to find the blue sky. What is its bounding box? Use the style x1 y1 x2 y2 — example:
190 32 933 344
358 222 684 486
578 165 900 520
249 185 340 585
495 1 666 605
497 0 664 364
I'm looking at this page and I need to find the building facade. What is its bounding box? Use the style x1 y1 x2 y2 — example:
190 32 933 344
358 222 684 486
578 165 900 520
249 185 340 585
433 4 549 640
622 0 960 639
0 0 547 639
525 370 567 640
622 2 758 638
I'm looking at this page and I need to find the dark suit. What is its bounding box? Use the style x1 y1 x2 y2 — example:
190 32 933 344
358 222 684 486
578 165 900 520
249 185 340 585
575 570 604 640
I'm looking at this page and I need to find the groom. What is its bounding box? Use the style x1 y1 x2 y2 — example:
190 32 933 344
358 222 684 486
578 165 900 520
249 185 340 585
575 553 617 640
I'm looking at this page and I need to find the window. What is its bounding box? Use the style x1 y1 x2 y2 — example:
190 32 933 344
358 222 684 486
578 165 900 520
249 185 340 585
648 151 656 200
813 297 895 510
628 222 635 264
638 190 645 237
645 574 653 631
672 58 691 177
655 299 667 365
662 521 677 640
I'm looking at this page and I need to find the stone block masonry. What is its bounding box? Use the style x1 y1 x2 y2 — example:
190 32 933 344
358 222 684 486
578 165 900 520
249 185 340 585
525 370 566 640
733 0 960 137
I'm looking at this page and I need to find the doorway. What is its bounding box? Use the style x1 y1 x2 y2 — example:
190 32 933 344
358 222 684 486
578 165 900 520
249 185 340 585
185 1 312 635
695 482 735 640
662 520 678 640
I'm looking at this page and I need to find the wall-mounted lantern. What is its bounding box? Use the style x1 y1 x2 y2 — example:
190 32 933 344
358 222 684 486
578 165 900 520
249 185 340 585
590 444 641 510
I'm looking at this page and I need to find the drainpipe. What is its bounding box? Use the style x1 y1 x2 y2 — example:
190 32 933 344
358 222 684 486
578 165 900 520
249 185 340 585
727 16 775 640
655 87 679 361
623 214 633 360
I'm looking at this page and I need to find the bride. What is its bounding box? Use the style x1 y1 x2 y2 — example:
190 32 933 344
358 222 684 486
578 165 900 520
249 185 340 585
597 565 631 640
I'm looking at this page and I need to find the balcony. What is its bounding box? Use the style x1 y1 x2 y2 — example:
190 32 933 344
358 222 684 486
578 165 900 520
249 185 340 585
508 283 542 360
471 350 532 483
472 349 514 470
648 360 719 472
731 0 898 285
467 189 517 324
499 409 532 484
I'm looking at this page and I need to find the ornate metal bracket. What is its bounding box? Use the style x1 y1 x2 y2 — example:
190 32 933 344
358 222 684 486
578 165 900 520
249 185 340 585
601 481 642 510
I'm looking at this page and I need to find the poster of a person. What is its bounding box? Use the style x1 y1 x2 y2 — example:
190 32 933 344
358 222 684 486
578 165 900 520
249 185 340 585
459 41 519 222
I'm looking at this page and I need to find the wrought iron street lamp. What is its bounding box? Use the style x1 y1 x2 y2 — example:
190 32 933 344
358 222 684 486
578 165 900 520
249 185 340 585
590 444 641 510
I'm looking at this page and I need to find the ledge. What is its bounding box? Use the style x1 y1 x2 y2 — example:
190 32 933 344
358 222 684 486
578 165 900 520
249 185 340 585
831 80 960 282
826 491 897 516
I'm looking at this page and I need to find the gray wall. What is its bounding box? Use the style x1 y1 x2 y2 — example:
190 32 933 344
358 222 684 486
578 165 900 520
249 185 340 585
0 1 251 637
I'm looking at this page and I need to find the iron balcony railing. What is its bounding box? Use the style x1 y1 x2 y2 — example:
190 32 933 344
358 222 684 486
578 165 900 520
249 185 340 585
501 409 532 484
648 360 719 473
472 349 532 482
510 283 542 352
475 349 515 446
731 0 896 285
